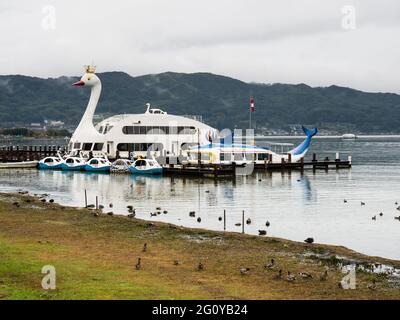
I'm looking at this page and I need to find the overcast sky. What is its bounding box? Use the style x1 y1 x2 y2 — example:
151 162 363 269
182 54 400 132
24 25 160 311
1 0 400 93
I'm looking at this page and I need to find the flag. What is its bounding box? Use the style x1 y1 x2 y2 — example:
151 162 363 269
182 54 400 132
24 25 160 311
250 97 255 112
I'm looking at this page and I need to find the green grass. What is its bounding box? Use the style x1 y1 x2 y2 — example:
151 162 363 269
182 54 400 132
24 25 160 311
0 192 400 300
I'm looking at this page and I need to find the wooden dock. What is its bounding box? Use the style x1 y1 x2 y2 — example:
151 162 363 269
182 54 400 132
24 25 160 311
162 153 351 177
0 145 66 162
0 145 351 177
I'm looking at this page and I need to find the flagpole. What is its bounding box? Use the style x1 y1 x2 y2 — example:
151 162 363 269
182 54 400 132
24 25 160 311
249 106 252 130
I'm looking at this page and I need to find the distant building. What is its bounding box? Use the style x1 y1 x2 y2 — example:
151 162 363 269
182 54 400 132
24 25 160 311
48 120 65 127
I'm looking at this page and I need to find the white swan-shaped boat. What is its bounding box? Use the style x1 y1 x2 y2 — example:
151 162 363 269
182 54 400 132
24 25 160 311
110 159 132 173
85 157 111 172
38 156 63 169
61 156 86 171
129 158 163 175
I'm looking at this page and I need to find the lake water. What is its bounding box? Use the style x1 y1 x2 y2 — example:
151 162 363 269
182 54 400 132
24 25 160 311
1 136 400 260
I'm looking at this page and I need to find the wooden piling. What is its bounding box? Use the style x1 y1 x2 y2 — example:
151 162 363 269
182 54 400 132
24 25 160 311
95 196 98 210
223 209 226 231
84 189 87 208
242 210 244 234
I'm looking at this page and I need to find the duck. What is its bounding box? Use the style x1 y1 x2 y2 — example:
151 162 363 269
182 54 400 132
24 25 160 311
109 203 113 208
372 215 376 220
344 199 347 203
150 212 157 217
189 211 196 217
367 279 377 290
156 207 161 211
304 237 314 244
98 204 104 209
218 217 222 221
258 230 267 236
319 269 328 281
286 271 296 282
142 243 147 252
235 223 242 227
273 269 283 280
127 205 133 210
246 218 251 225
397 206 400 211
240 268 250 275
361 202 366 206
197 262 204 271
265 221 270 227
264 259 275 269
197 217 202 223
394 216 400 221
135 258 141 270
49 199 54 203
299 272 313 279
379 212 383 217
163 210 168 214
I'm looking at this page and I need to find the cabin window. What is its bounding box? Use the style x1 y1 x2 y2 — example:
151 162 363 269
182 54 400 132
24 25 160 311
73 143 81 149
220 153 231 161
82 143 93 151
117 143 163 152
90 159 99 165
200 153 211 161
99 126 104 134
93 143 104 151
135 160 147 166
257 153 269 161
120 126 196 135
66 158 74 164
234 153 243 161
103 125 113 134
245 153 254 161
138 127 146 134
44 158 54 163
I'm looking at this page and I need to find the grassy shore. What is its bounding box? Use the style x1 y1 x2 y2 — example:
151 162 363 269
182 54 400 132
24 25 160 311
0 192 399 300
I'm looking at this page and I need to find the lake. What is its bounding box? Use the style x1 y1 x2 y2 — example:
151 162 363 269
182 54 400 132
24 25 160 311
1 136 400 260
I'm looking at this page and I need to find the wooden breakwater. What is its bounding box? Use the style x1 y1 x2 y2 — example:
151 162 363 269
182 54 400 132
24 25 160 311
163 153 351 177
0 145 66 162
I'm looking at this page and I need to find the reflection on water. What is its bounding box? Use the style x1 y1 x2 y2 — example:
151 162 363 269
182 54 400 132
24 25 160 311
1 137 400 260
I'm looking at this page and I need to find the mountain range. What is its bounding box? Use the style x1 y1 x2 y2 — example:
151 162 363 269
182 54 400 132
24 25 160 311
1 71 400 134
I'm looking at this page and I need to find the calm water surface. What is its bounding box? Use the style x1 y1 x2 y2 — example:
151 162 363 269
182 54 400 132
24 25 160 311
1 136 400 260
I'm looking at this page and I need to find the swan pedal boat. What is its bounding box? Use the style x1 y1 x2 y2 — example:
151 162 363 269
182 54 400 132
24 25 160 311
38 157 63 169
61 156 86 171
129 158 163 175
85 157 111 172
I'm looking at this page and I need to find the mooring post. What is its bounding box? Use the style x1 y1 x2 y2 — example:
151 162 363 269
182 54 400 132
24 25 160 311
96 196 98 210
312 153 317 162
84 189 87 208
242 210 245 234
288 153 292 163
224 209 226 231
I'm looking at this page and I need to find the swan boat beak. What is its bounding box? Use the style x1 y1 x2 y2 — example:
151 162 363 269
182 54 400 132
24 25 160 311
72 80 85 86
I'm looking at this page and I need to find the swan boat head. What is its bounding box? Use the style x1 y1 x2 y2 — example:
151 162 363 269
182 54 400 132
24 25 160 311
72 65 101 88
